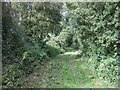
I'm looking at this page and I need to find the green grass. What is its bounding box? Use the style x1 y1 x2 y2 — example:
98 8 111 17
22 50 117 88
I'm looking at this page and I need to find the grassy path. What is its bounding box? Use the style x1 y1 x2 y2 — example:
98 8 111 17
22 50 116 88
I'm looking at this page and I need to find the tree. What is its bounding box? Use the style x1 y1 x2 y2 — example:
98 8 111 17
61 2 119 83
14 2 62 46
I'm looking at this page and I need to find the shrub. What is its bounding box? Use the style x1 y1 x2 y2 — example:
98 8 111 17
3 63 24 88
45 45 61 57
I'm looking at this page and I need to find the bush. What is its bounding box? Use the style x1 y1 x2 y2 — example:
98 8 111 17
3 63 24 88
45 45 61 57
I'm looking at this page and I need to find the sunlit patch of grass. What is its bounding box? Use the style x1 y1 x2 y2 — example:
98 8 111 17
48 51 95 88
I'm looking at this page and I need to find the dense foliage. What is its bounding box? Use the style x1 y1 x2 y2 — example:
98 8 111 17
2 2 62 88
61 2 119 85
2 2 119 88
